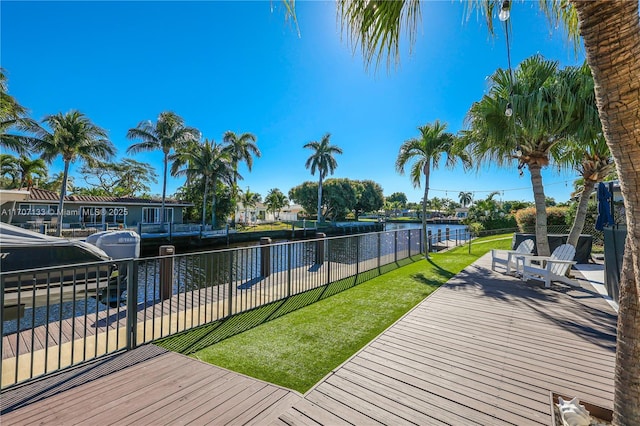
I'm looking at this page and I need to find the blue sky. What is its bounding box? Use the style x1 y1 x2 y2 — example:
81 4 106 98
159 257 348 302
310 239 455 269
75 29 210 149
1 1 584 204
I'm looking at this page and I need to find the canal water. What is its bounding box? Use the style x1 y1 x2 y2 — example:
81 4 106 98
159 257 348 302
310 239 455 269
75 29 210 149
4 223 467 333
384 221 469 236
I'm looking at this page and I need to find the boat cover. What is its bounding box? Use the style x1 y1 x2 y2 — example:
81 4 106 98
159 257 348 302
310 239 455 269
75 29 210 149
0 222 111 260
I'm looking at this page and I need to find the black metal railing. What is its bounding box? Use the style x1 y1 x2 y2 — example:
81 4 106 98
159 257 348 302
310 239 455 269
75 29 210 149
1 227 471 389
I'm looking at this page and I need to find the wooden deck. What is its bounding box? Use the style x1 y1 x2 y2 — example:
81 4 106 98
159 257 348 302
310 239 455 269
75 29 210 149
0 344 302 425
275 254 617 425
0 253 617 425
3 255 403 387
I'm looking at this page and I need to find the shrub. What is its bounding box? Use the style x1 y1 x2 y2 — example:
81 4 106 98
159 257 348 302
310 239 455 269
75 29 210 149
481 216 517 231
515 206 569 231
467 222 484 235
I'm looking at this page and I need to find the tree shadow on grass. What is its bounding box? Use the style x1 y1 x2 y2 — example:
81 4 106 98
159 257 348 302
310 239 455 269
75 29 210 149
410 272 446 289
424 258 456 281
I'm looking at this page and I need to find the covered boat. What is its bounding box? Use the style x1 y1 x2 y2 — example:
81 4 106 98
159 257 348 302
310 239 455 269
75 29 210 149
0 223 128 319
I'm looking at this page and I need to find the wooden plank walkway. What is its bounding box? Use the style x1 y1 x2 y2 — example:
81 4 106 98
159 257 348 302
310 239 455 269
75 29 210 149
0 345 302 425
0 253 617 425
275 253 617 425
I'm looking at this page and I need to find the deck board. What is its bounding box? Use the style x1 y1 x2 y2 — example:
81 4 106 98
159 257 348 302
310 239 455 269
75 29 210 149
276 253 617 425
0 346 302 425
1 253 617 425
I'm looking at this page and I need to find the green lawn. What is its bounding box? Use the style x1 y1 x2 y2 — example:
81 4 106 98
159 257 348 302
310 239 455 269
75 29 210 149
157 234 512 393
236 222 292 232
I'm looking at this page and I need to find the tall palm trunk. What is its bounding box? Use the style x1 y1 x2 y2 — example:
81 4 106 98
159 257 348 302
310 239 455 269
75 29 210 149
422 161 430 257
55 160 71 236
160 151 168 226
317 174 323 222
231 169 238 227
566 181 593 248
529 164 550 257
201 176 209 227
211 176 217 228
572 2 640 423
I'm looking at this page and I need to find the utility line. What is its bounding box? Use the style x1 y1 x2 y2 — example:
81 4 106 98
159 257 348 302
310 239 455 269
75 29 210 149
427 178 573 195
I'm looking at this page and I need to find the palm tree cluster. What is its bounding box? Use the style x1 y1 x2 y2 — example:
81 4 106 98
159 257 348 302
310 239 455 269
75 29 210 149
2 71 264 232
126 113 261 228
264 188 289 221
1 73 116 235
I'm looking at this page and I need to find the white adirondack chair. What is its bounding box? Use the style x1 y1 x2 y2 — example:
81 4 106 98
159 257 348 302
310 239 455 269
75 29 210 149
516 244 578 288
491 239 534 274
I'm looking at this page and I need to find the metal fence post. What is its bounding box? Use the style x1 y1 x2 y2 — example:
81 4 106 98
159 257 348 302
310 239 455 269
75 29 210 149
315 233 326 265
326 237 331 286
355 234 360 276
287 242 292 297
394 230 398 263
377 231 381 274
126 259 138 349
228 251 234 317
159 246 175 301
260 237 271 277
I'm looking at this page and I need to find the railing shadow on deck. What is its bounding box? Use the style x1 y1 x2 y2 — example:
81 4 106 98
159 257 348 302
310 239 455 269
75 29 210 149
0 345 167 415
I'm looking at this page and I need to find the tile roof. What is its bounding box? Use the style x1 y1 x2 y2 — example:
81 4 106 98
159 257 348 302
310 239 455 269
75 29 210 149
26 188 192 206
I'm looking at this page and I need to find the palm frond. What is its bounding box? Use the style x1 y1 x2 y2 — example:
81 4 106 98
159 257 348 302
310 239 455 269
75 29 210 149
338 0 421 70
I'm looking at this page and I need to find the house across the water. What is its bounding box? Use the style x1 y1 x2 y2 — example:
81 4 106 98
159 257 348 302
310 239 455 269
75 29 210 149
234 201 302 224
0 188 193 233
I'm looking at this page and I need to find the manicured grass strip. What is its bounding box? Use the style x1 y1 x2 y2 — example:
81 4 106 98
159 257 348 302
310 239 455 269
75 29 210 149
156 234 513 393
236 222 292 232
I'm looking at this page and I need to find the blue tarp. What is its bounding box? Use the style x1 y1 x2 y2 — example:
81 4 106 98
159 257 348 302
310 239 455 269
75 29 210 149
595 182 614 231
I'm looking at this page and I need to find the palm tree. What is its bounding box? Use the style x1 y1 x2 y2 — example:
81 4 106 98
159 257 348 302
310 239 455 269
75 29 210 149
458 191 472 208
0 68 41 154
172 139 233 227
304 133 342 222
390 200 401 218
562 11 640 420
222 130 260 224
32 110 115 235
239 187 259 225
42 172 73 194
552 62 616 249
463 55 579 257
335 3 640 420
127 111 200 226
0 154 19 188
265 188 289 221
16 155 47 189
396 121 471 255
